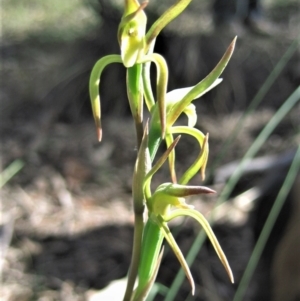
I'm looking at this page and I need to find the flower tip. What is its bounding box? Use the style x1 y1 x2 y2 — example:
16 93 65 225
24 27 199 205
230 36 237 52
95 119 102 141
227 265 234 283
97 128 102 142
190 285 195 296
206 187 216 194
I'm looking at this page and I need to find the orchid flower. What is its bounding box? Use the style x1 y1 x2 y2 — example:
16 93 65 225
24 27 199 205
131 125 234 301
90 0 193 142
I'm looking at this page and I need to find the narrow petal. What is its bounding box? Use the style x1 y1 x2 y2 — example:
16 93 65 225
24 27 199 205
145 0 193 51
144 135 181 199
165 209 234 283
139 53 168 138
157 216 195 295
165 133 177 183
89 55 122 141
200 133 209 181
166 80 222 103
168 37 237 125
168 126 208 184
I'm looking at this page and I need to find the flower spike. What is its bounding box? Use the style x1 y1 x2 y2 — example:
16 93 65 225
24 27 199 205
88 1 237 299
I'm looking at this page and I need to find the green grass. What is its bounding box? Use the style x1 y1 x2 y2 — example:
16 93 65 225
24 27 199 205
0 160 24 188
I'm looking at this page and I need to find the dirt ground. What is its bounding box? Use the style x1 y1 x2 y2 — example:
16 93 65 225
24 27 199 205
1 1 300 301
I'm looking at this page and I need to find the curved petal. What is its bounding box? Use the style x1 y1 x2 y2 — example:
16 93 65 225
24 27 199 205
183 104 197 128
139 53 169 138
156 216 195 295
168 126 208 183
145 0 193 51
165 133 177 183
168 37 236 125
89 55 123 141
165 209 234 284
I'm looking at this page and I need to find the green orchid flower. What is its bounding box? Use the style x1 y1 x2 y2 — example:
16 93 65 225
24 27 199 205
131 126 234 300
90 0 198 142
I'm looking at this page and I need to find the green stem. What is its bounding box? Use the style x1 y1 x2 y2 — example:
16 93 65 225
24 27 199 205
123 214 145 301
127 64 144 147
134 217 164 299
123 64 146 301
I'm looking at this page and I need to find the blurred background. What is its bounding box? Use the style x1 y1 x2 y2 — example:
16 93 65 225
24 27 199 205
1 0 299 300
